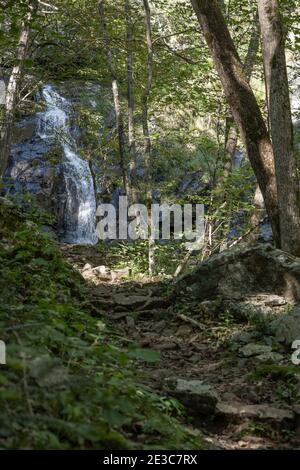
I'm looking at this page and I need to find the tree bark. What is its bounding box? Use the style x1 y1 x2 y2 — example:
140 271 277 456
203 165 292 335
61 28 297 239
224 9 260 173
98 0 129 195
190 0 280 247
0 0 38 177
0 67 5 144
142 0 154 275
258 0 300 255
125 0 138 203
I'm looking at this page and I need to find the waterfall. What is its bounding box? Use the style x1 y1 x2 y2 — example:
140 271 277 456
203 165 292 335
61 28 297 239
38 85 97 244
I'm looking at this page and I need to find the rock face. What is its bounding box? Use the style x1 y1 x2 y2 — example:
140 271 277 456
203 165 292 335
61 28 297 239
5 83 108 244
6 115 59 215
176 244 300 303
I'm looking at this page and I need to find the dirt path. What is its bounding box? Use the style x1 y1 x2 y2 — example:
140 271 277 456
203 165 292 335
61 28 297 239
61 244 300 450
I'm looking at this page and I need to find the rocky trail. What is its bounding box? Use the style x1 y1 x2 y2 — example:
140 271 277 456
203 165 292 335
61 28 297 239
61 243 300 450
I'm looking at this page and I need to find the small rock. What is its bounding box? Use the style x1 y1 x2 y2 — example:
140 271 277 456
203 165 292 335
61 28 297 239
82 263 92 271
126 316 135 328
153 320 167 332
239 343 272 358
112 294 169 310
264 295 287 307
231 330 261 344
151 369 170 380
216 401 294 423
256 352 284 363
111 268 130 281
154 342 177 351
222 392 240 402
189 354 201 364
171 379 219 415
94 265 108 275
29 356 68 388
176 325 192 336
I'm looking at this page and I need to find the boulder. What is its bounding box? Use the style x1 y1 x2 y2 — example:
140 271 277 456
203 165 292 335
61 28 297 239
175 244 300 303
170 379 219 415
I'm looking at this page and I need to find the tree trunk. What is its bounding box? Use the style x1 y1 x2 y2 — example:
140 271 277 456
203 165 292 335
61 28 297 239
0 67 5 144
224 9 260 173
190 0 280 247
258 0 300 256
125 0 137 203
0 0 38 177
142 0 154 275
98 0 129 195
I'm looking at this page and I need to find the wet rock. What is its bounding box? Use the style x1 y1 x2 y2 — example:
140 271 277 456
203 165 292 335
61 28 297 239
170 379 219 415
239 343 272 358
216 402 294 423
269 305 300 345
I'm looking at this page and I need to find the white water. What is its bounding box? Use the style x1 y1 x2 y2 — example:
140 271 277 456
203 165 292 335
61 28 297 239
38 85 97 244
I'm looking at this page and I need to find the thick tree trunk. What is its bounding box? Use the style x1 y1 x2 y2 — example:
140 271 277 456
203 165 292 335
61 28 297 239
0 0 38 177
125 0 137 202
142 0 154 275
99 0 129 195
224 9 260 173
258 0 300 255
190 0 280 247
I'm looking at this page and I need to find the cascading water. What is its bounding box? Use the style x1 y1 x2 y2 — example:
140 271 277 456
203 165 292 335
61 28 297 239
38 85 97 244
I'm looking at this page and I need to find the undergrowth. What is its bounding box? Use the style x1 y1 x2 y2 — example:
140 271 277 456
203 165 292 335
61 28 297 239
0 197 206 450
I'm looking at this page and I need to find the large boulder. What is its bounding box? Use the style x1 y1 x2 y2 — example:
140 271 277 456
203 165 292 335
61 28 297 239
176 244 300 303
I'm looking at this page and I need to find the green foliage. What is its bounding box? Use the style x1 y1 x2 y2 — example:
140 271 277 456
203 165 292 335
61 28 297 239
97 239 188 278
0 198 205 450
